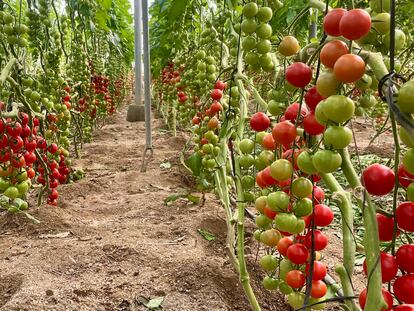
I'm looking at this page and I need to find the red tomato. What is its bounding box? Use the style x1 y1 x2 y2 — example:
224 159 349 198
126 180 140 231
394 274 414 303
305 230 328 251
284 102 308 122
287 243 309 265
262 166 277 186
210 89 223 100
311 280 327 298
303 111 325 135
277 237 293 256
362 164 395 196
393 305 414 311
339 9 371 40
359 288 393 310
333 54 366 83
323 8 347 36
214 80 227 90
285 270 306 288
272 121 297 145
396 202 414 232
377 213 400 241
396 244 414 273
250 112 270 132
285 62 313 88
313 204 334 227
309 186 325 204
256 171 268 189
363 252 398 283
398 165 414 188
210 101 223 114
306 261 327 281
305 86 325 111
320 40 349 68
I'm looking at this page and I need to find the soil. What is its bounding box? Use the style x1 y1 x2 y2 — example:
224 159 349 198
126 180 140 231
0 107 289 311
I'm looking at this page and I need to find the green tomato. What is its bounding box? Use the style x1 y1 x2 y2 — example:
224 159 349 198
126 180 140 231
297 150 317 174
322 95 355 124
4 186 19 199
257 7 273 23
403 149 414 174
242 36 257 51
279 259 294 280
290 218 306 234
255 196 267 213
242 2 258 18
258 150 274 166
356 74 372 90
254 229 262 241
291 177 313 198
397 80 414 114
259 254 278 271
239 154 255 169
241 18 257 35
407 182 414 202
293 198 313 217
372 13 390 34
255 132 266 144
278 281 293 295
399 126 414 148
359 94 376 108
259 53 273 68
288 292 305 309
16 181 29 195
256 39 272 54
275 213 297 233
239 138 255 154
262 276 279 290
270 159 293 181
241 175 255 189
383 29 406 51
0 177 10 191
312 150 342 173
267 191 290 212
256 23 272 39
256 214 272 229
267 100 284 116
323 126 353 149
245 52 260 67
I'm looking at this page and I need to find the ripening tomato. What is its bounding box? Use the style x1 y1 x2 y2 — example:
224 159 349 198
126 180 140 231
333 54 366 83
363 252 398 283
250 112 270 132
303 112 325 135
262 166 277 186
285 62 313 88
306 261 327 281
394 274 414 303
320 40 349 68
262 133 276 150
323 8 347 36
285 270 306 288
396 202 414 232
339 9 372 40
287 243 309 265
304 86 325 111
396 244 414 273
278 36 300 56
359 288 393 310
362 164 395 196
377 213 399 241
277 237 294 256
272 121 297 145
311 280 327 298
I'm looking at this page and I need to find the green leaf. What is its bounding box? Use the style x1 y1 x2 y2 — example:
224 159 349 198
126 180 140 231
164 193 181 205
186 194 200 204
197 229 215 241
145 296 164 309
168 0 189 22
185 152 202 176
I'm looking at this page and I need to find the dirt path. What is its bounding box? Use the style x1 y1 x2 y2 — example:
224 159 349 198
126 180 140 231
0 107 287 311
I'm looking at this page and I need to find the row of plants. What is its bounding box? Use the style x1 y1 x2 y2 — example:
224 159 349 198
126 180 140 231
0 0 133 213
150 0 414 310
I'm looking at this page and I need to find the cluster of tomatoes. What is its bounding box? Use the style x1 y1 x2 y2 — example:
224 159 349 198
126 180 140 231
0 103 72 210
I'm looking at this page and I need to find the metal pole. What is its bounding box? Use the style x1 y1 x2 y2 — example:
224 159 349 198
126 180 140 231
133 0 142 105
140 0 153 172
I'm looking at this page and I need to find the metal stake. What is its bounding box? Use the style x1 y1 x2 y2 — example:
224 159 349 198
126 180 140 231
133 0 142 105
140 0 153 172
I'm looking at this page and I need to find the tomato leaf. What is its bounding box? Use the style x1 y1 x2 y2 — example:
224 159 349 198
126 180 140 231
185 152 202 176
197 229 215 241
186 194 200 204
